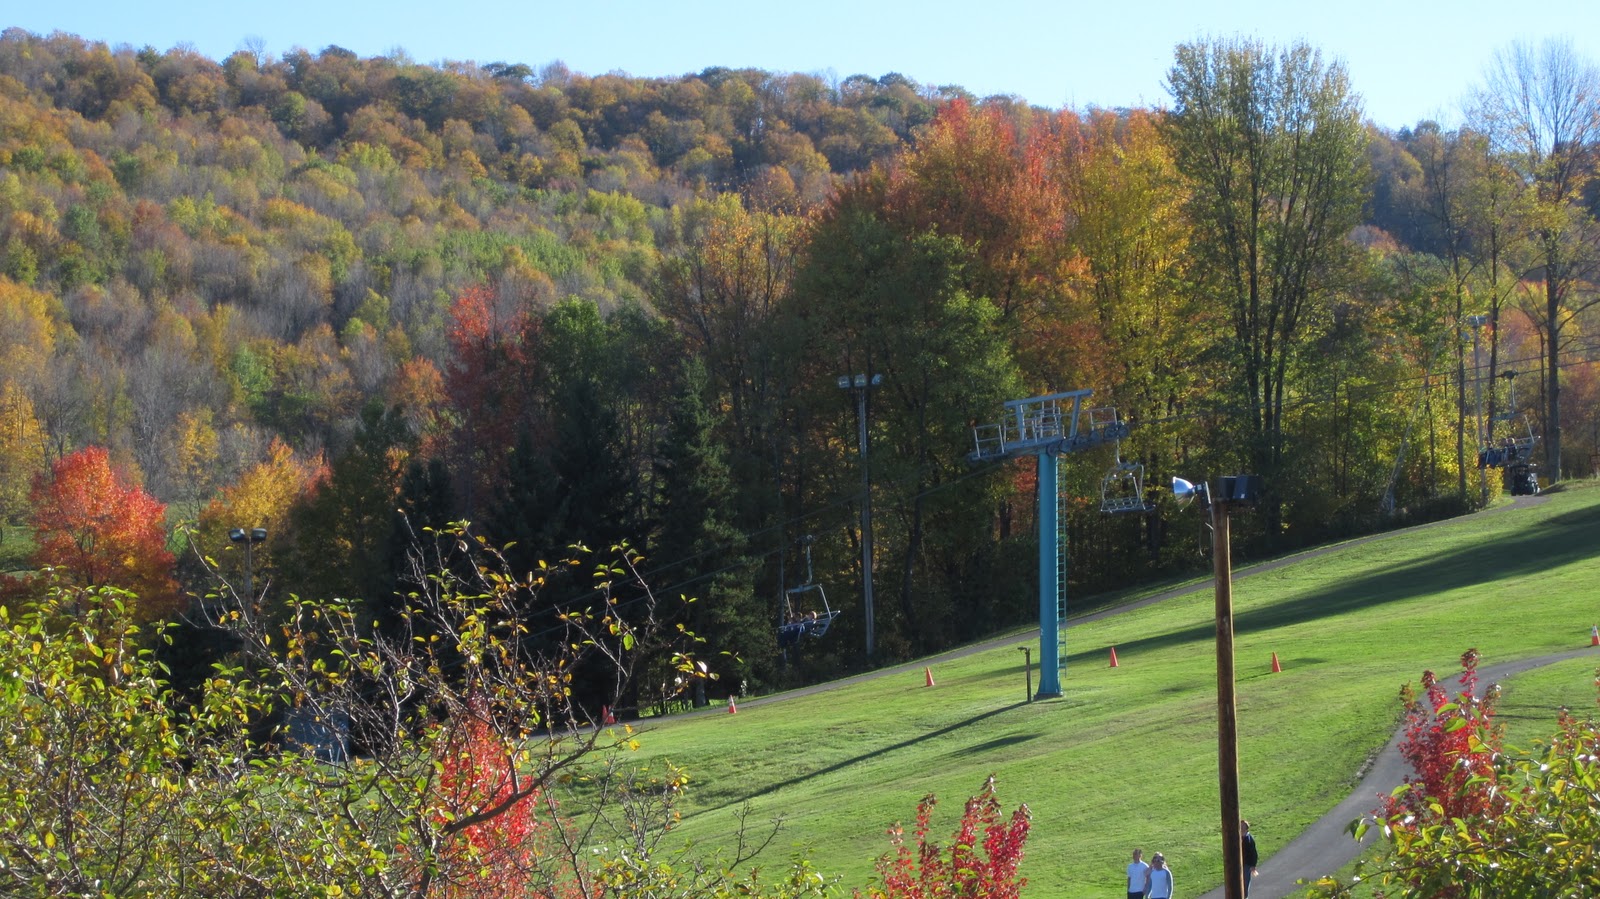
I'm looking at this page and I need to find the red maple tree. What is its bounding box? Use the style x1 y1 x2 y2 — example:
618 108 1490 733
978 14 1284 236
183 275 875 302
29 446 180 619
443 283 547 513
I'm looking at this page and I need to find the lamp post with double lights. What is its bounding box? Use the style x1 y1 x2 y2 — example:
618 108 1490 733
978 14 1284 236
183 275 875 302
837 372 883 661
1172 474 1262 899
228 527 268 603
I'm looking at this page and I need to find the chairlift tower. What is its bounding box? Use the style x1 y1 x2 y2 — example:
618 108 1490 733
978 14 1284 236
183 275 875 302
969 390 1127 697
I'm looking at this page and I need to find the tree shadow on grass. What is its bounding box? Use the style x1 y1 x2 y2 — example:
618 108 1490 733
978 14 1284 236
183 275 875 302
953 732 1042 756
702 705 1022 812
1064 502 1600 666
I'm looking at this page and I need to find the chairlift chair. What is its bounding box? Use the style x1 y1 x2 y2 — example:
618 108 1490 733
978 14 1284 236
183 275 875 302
780 584 840 641
775 535 840 649
1101 459 1154 514
1477 414 1539 470
1095 412 1154 514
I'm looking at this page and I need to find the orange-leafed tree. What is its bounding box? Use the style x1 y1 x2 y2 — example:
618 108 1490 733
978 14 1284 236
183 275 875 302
884 99 1065 328
443 283 543 518
29 446 180 619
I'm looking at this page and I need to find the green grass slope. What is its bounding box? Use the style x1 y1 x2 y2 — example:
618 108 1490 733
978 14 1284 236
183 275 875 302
620 484 1600 897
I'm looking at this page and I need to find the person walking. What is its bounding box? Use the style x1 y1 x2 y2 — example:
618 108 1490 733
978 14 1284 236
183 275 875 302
1143 852 1174 899
1241 820 1259 897
1126 848 1151 899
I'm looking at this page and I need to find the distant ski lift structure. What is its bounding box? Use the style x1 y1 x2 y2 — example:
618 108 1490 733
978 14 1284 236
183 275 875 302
777 535 839 651
1475 369 1540 495
1092 408 1153 514
968 390 1127 462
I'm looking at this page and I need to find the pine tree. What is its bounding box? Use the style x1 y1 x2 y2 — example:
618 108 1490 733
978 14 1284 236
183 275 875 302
652 358 769 697
280 402 412 607
485 428 566 581
376 456 457 642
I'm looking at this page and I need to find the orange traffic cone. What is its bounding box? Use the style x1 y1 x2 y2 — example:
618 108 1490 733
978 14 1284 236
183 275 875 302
602 705 616 725
1109 646 1120 668
924 666 936 687
1591 625 1598 647
727 697 737 714
1270 652 1282 674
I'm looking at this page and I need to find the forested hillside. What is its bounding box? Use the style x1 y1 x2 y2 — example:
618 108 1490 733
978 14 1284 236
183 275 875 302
2 28 1597 697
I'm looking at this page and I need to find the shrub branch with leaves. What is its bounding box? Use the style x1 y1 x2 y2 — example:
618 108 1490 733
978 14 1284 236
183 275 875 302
856 776 1031 899
1307 650 1600 899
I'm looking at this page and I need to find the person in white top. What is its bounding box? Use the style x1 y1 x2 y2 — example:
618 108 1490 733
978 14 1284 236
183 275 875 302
1126 848 1151 899
1143 852 1174 899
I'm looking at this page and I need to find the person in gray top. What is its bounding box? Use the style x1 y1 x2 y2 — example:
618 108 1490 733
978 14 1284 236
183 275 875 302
1143 852 1174 899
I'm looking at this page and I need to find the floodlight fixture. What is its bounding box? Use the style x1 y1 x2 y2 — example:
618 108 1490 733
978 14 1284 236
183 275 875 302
1171 477 1207 509
228 526 268 604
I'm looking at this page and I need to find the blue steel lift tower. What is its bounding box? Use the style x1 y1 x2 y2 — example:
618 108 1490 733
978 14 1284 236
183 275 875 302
969 390 1127 697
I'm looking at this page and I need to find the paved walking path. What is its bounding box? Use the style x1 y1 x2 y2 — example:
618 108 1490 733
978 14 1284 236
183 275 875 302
1194 646 1597 899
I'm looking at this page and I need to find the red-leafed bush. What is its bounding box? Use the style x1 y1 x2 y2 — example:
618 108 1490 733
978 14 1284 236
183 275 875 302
1307 654 1600 898
1384 648 1503 828
858 777 1031 899
429 696 586 899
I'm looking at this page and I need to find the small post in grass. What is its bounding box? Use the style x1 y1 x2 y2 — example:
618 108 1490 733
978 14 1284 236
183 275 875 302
1019 646 1032 702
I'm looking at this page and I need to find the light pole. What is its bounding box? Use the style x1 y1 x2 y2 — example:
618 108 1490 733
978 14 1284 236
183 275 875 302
228 527 267 602
1173 474 1261 899
838 373 882 661
1466 314 1488 505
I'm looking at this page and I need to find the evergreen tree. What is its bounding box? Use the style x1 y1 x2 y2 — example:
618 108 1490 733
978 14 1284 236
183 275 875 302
485 428 566 580
652 358 768 697
279 402 413 607
550 377 638 552
376 456 457 642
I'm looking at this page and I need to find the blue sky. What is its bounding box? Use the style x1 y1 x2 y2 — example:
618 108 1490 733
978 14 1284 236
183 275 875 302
10 1 1600 130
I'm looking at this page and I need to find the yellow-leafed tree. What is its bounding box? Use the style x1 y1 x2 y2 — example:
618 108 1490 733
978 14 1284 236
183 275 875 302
0 380 46 527
191 437 326 600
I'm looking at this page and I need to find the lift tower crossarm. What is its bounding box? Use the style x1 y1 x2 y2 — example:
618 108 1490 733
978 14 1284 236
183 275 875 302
968 390 1129 462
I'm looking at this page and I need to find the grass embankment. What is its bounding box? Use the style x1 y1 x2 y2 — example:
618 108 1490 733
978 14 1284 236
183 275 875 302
0 525 33 574
619 484 1600 897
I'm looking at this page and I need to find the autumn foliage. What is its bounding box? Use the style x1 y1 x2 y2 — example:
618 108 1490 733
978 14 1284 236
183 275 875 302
428 697 583 899
193 437 326 594
28 446 179 619
1309 652 1600 898
443 283 544 510
857 777 1031 899
1385 648 1502 827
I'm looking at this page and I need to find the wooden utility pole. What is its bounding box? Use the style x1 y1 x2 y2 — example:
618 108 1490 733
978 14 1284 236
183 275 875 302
1212 497 1244 899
